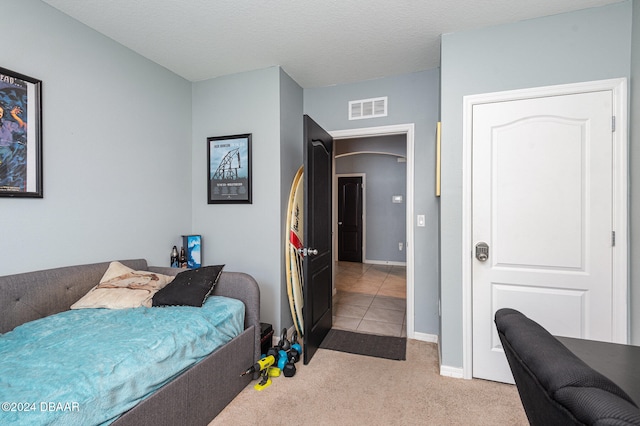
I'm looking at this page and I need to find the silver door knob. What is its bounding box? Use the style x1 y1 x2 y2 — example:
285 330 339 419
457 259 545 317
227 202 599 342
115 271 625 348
297 248 319 256
475 242 489 262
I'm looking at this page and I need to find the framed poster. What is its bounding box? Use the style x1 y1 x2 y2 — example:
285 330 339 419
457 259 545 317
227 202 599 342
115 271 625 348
182 234 202 268
0 67 42 198
207 133 252 204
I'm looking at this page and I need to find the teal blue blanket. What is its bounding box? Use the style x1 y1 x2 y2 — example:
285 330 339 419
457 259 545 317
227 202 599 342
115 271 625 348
0 296 245 425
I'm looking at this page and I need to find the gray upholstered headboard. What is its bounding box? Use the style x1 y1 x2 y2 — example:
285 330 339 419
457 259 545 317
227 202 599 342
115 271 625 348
1 259 262 381
0 259 148 333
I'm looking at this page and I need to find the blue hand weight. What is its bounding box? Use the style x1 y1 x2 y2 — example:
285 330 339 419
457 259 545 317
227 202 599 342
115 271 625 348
277 349 288 370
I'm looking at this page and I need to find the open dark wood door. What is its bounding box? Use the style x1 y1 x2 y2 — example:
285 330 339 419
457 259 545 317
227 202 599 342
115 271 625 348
303 115 333 364
338 176 363 262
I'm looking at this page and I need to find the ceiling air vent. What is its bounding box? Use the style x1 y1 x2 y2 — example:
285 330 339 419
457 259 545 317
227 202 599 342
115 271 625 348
349 96 387 120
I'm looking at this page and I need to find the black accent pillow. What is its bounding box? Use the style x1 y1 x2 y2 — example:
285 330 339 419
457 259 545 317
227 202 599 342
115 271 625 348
152 265 224 307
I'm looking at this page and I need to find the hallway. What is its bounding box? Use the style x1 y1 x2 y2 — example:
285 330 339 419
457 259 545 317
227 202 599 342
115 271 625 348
333 261 407 337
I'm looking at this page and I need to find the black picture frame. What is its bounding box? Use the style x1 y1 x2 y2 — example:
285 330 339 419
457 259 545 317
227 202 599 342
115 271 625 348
207 133 252 204
0 67 43 198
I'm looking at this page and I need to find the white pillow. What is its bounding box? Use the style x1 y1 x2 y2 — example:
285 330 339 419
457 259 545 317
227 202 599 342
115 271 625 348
70 261 174 309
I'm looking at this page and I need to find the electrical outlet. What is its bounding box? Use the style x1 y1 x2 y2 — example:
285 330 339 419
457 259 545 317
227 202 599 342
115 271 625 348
399 242 403 251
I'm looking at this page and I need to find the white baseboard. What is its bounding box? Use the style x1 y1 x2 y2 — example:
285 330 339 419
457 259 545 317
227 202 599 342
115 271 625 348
412 332 438 343
364 259 407 266
440 365 465 379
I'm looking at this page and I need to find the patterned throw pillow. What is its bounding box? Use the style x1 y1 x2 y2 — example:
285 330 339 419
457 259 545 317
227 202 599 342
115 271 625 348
70 261 174 309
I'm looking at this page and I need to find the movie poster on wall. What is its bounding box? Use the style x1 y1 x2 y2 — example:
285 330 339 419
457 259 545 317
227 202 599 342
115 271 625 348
0 67 42 198
207 134 252 204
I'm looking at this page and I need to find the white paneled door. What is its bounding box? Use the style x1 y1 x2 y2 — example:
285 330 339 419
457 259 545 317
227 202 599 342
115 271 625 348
471 89 619 383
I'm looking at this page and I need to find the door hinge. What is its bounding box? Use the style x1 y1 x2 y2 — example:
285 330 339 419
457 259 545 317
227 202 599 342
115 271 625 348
612 231 616 247
612 116 616 132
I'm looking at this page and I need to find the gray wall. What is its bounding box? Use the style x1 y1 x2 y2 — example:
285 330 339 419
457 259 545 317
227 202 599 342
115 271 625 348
440 1 633 369
630 0 640 345
191 67 303 333
0 0 192 275
279 69 304 331
192 67 288 331
305 69 441 335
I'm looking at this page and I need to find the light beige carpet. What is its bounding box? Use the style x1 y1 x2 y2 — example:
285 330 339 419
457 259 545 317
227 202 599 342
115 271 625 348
210 339 528 425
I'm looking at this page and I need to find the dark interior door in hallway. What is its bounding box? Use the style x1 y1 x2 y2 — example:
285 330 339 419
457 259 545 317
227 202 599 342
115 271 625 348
303 115 333 364
338 176 363 263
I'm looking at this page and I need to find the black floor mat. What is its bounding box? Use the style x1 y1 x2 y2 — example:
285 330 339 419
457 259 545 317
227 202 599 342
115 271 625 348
319 329 406 360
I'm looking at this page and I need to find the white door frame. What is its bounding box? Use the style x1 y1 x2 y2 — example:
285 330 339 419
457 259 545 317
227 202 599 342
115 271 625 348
461 78 628 379
330 123 415 339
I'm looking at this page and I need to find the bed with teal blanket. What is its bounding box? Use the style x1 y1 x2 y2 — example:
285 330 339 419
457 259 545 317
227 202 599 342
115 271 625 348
0 259 261 426
1 296 244 425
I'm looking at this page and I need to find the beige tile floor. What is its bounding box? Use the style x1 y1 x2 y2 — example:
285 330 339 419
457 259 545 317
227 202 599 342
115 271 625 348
333 261 407 337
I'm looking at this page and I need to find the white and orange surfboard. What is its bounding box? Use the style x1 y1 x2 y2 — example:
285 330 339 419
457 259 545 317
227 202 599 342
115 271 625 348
285 166 304 337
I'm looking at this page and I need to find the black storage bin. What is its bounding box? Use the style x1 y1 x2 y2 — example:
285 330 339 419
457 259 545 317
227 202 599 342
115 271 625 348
260 322 274 356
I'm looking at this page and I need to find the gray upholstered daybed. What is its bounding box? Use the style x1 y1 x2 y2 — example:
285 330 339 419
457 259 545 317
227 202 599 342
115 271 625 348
0 259 260 425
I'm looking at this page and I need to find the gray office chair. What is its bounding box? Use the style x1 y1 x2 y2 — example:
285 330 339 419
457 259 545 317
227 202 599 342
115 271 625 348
494 308 640 425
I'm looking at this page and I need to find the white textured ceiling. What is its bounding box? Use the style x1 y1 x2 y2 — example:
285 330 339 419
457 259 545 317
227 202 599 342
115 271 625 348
41 0 621 88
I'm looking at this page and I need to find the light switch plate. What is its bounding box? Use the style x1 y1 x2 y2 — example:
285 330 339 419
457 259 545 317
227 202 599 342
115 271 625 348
417 215 425 227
